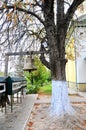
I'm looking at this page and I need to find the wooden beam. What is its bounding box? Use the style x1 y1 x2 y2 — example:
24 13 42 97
5 50 49 56
4 50 49 76
4 55 9 76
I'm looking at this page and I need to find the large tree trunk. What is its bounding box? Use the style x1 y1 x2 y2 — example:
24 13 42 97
49 80 75 117
43 0 75 117
49 46 75 117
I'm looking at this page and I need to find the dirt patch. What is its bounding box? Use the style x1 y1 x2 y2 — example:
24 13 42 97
26 94 86 130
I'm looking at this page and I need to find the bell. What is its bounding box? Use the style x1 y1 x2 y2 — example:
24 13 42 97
23 56 37 72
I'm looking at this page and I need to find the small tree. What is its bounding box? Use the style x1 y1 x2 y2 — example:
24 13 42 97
33 56 50 86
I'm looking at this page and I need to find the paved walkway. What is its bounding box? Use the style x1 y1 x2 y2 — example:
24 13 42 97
0 90 86 130
0 94 37 130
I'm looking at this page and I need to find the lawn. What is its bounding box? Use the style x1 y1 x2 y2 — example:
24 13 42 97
38 83 52 95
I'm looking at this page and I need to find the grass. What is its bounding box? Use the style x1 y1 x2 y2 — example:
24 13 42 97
38 83 52 95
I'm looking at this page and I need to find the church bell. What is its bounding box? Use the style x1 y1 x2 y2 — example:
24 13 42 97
23 55 37 72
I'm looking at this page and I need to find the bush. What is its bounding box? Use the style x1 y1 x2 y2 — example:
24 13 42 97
26 84 39 94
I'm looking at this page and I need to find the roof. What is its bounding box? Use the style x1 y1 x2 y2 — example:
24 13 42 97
66 14 86 44
0 77 6 83
74 14 86 27
77 14 86 22
0 76 26 83
6 76 26 82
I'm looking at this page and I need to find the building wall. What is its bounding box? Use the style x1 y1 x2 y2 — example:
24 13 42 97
66 60 76 82
66 60 77 91
75 27 86 83
66 24 86 92
77 83 86 91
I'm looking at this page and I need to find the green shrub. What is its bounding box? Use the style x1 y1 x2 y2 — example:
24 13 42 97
26 84 39 94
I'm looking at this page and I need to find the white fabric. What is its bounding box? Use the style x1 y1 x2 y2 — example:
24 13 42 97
49 80 75 117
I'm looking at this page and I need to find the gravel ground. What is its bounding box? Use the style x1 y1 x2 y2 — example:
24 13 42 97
26 94 86 130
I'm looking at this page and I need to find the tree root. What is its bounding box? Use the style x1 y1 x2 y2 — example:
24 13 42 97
44 114 86 130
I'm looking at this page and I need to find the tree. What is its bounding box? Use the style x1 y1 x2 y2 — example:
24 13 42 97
0 0 85 120
33 56 50 86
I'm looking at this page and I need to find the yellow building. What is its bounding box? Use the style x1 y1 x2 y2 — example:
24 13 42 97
66 15 86 92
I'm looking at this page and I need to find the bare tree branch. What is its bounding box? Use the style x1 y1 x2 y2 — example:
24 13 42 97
65 0 84 26
0 5 45 26
40 44 50 69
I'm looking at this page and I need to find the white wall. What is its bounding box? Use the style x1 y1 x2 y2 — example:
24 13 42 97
75 27 86 83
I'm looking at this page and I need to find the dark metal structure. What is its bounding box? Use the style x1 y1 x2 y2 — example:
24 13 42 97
0 77 6 111
0 76 26 112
